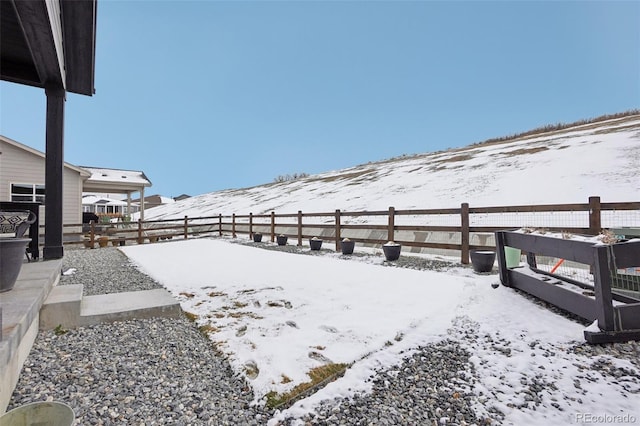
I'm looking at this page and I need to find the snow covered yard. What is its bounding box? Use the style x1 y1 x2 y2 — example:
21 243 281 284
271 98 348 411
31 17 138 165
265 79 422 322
122 238 640 425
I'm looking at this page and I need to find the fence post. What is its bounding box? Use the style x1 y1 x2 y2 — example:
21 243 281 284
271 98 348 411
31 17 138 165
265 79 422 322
90 220 95 248
184 215 188 239
588 196 601 235
297 210 303 246
387 206 395 242
271 211 275 242
232 213 237 238
137 219 142 244
461 203 470 264
218 214 222 236
335 209 341 251
249 212 253 238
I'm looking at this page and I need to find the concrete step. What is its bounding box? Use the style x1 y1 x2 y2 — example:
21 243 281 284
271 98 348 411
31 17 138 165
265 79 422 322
39 284 83 330
40 286 182 330
79 289 182 326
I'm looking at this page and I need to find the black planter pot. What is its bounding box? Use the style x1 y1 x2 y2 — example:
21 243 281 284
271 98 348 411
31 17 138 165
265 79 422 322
470 250 496 273
0 237 31 292
341 239 355 255
276 235 288 246
309 238 323 251
382 244 401 261
253 233 263 243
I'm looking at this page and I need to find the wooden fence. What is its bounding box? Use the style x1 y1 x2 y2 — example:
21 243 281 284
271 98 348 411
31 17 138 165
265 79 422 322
53 196 639 264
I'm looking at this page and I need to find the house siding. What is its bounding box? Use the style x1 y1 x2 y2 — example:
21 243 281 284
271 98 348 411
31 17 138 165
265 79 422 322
0 138 82 225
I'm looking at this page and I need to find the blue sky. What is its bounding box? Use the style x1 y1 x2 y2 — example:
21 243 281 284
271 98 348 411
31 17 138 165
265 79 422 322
1 0 638 198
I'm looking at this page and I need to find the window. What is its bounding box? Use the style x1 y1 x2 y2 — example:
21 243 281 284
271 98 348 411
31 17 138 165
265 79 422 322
11 183 45 203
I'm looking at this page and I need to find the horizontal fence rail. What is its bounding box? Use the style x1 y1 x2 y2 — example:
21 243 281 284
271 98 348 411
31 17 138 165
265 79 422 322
48 196 639 264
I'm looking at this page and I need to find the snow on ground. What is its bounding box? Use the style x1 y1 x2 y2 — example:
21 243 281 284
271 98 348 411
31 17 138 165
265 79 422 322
122 238 640 425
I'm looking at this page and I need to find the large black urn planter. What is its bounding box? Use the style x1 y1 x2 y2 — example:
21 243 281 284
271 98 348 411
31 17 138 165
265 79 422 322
0 237 31 293
253 233 263 243
309 237 323 251
470 250 496 273
341 238 355 255
276 235 288 246
382 242 401 261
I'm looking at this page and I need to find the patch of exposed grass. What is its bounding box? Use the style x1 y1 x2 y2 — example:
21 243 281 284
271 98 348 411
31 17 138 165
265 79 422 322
233 301 249 308
471 110 639 147
593 122 640 135
265 363 350 410
313 169 374 183
199 324 220 334
179 292 195 298
54 324 68 336
208 291 227 297
281 375 292 384
228 311 264 319
435 154 473 163
503 146 549 156
184 311 199 322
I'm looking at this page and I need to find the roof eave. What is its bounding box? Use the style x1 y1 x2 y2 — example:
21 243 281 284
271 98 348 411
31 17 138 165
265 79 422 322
61 0 97 96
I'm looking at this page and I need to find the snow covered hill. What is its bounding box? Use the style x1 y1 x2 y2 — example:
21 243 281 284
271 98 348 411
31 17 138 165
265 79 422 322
147 114 640 220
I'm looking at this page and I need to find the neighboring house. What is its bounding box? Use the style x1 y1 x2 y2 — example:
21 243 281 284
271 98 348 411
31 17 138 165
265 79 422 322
0 135 153 223
132 194 175 210
0 135 90 226
81 194 139 216
79 167 152 220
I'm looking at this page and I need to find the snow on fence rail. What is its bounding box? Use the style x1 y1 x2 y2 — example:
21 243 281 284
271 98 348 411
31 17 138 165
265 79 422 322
55 196 639 264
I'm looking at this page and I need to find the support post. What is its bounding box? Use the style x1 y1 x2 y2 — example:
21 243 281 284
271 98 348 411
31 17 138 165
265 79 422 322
43 86 65 259
495 231 509 286
271 211 275 242
139 186 145 221
126 191 132 217
218 214 222 236
592 245 615 331
297 210 302 246
249 213 253 238
387 206 395 242
90 220 95 248
461 203 470 264
232 213 236 238
335 209 341 251
184 215 188 239
137 219 142 244
588 196 601 236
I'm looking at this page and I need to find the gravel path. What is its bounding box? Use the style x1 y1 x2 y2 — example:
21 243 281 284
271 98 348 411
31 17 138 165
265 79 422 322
8 241 640 425
59 247 164 296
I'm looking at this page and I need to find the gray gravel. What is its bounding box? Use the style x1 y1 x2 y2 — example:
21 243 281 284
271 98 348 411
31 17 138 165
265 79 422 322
9 317 266 425
234 238 459 272
60 247 164 295
9 241 640 425
296 340 489 426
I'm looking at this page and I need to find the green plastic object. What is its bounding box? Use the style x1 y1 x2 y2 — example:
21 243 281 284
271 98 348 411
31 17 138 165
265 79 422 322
0 402 75 426
504 246 521 268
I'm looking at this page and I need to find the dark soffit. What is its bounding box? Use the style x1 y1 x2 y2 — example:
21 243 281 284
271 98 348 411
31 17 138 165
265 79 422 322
0 0 96 96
